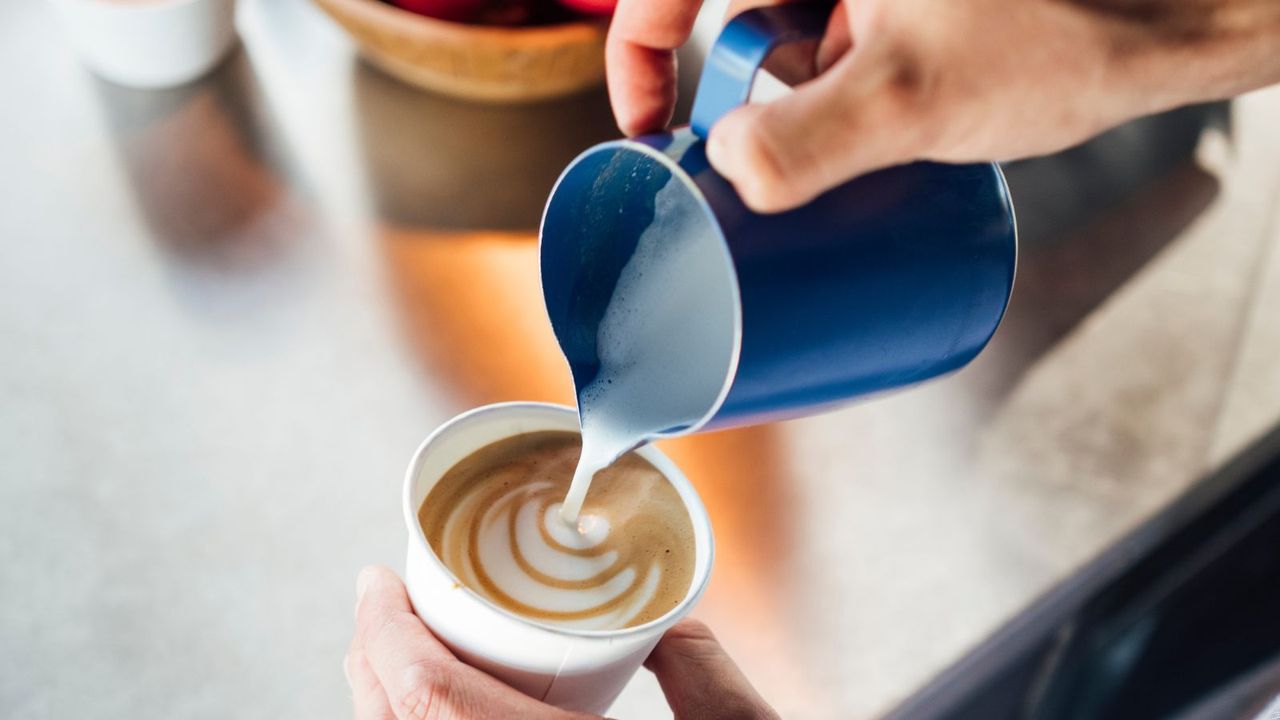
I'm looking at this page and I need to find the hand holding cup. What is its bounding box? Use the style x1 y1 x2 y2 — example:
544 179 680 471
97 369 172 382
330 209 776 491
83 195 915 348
348 566 779 719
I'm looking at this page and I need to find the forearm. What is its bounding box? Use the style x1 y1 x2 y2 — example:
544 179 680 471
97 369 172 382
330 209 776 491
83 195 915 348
1092 0 1280 114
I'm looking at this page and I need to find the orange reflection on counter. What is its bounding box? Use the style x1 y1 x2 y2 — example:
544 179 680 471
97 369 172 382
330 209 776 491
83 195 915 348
384 226 821 710
660 426 826 714
381 225 573 408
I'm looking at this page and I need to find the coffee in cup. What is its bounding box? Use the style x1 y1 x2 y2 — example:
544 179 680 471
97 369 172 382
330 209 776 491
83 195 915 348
403 402 713 713
419 431 695 630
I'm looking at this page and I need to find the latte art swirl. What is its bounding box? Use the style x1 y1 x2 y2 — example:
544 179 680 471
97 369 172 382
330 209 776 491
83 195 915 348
420 432 695 630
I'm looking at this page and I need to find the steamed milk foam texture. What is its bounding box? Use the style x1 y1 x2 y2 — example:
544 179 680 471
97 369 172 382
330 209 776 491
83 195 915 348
560 174 738 523
421 432 695 630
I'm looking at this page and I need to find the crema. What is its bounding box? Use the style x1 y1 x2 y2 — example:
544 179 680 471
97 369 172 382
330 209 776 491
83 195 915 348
419 432 695 630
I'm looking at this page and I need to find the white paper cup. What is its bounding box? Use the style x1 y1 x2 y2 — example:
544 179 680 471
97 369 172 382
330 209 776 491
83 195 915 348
402 402 714 714
49 0 237 89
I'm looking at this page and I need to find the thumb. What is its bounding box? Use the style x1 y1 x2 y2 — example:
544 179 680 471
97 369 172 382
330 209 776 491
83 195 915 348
706 46 934 213
644 620 779 720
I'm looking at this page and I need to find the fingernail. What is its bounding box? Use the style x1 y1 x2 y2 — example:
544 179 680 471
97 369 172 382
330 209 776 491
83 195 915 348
342 653 352 688
707 116 749 186
706 129 730 175
356 567 375 605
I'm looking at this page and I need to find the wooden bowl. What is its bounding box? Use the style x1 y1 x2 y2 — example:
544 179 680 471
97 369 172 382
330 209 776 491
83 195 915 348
313 0 608 103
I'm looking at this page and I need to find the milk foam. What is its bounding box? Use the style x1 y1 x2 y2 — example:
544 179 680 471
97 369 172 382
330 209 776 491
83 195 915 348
560 173 738 524
421 433 693 630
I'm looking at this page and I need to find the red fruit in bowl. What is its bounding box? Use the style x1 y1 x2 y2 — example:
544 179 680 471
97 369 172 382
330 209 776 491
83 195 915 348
555 0 616 15
388 0 488 23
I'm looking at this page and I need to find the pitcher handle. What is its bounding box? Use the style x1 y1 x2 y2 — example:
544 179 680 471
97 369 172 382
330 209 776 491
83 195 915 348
690 2 834 138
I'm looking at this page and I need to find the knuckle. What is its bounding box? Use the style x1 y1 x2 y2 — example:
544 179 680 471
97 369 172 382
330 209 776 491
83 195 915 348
852 42 947 157
874 44 932 117
363 610 425 665
735 118 810 211
857 0 900 36
365 606 401 647
741 114 790 185
397 660 452 720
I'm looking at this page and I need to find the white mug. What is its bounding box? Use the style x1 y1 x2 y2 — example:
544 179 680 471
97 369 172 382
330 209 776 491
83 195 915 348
48 0 237 89
402 402 715 714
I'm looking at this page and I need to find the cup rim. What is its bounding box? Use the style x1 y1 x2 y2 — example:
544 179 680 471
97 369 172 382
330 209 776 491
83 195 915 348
402 401 715 640
538 135 744 439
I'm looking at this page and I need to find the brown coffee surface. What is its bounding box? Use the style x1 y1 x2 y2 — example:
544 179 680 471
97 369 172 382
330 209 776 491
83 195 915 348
419 431 695 630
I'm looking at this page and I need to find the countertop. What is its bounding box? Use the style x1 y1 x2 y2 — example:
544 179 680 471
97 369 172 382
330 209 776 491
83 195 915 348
3 1 1280 718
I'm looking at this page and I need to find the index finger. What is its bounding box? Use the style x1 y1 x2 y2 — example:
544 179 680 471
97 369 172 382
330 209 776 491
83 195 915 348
606 0 705 135
353 566 581 720
354 566 456 671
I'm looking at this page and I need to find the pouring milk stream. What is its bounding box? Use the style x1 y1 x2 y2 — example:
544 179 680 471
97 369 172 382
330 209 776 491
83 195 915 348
557 176 738 525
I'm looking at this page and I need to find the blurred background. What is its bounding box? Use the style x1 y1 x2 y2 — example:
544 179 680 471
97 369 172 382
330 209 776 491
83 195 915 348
3 0 1280 718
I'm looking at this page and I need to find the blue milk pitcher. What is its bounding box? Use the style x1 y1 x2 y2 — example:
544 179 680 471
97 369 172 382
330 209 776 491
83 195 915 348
540 2 1016 441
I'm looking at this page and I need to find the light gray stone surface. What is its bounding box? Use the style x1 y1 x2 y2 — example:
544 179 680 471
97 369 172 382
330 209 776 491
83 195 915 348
2 1 1278 719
